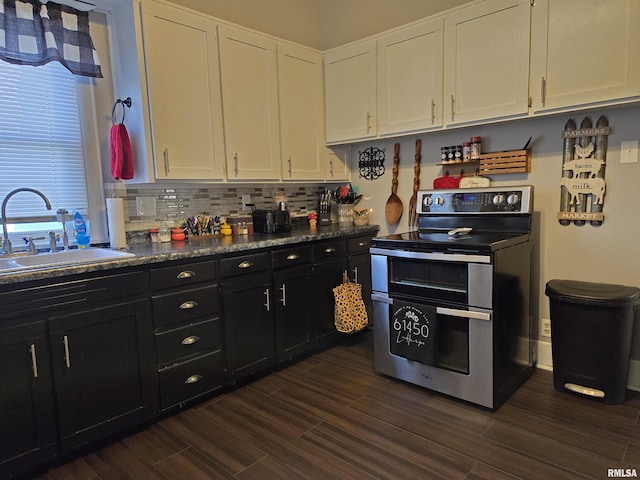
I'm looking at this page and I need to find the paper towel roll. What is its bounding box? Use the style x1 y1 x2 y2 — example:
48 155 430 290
106 197 127 249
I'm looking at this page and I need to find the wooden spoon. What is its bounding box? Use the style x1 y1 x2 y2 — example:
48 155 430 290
385 143 403 225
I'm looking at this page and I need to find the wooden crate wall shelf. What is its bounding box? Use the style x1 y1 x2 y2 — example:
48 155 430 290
437 149 531 175
480 149 531 174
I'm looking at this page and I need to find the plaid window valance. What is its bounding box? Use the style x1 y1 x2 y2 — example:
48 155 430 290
0 0 102 77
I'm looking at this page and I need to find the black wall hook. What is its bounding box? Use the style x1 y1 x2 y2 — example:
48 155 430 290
111 97 132 124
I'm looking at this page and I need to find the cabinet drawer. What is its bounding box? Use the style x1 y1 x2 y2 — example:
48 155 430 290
272 245 311 269
158 350 224 410
347 235 373 254
155 318 221 366
313 239 346 261
149 260 216 291
152 285 219 328
219 252 270 278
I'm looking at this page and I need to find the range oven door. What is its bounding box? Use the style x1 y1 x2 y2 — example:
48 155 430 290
370 247 493 309
372 292 495 408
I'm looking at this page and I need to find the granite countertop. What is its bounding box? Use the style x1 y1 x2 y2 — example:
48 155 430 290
0 224 379 286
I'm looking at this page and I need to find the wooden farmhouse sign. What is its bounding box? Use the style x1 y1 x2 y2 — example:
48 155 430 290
557 116 609 226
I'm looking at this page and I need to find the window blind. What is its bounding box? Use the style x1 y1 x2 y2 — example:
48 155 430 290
0 60 89 221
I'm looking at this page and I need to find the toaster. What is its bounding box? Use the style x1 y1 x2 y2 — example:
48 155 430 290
252 209 291 234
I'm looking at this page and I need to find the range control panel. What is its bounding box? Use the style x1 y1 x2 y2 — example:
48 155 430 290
418 186 533 214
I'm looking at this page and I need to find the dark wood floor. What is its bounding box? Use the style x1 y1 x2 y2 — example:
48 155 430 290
36 330 640 480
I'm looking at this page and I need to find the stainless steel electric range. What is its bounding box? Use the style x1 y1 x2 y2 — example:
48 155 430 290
370 185 534 409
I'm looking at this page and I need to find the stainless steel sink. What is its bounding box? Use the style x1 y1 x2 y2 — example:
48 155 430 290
0 248 136 273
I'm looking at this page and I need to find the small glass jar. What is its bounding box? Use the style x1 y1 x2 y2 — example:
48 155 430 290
453 145 463 163
158 226 171 243
149 228 159 244
441 146 450 163
462 142 471 162
470 136 482 160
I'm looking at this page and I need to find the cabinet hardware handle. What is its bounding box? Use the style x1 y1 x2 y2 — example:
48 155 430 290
30 344 39 378
264 288 271 312
234 152 239 177
286 253 300 261
177 270 196 279
540 77 546 107
358 241 367 247
179 300 199 310
279 284 286 306
352 266 359 284
63 335 71 368
329 159 335 177
450 95 455 121
181 335 200 345
366 111 371 133
238 260 253 269
185 374 202 384
324 247 336 254
163 148 170 175
436 306 491 321
288 156 292 177
431 98 436 123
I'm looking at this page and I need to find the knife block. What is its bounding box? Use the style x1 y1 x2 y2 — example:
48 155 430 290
318 207 331 226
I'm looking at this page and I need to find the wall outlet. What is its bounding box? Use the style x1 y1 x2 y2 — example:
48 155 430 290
541 318 551 338
621 140 639 164
242 194 251 210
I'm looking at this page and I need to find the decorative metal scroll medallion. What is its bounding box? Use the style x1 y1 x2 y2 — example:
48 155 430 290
358 146 386 181
558 115 609 226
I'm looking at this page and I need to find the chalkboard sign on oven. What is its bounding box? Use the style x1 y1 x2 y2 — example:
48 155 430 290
389 300 436 365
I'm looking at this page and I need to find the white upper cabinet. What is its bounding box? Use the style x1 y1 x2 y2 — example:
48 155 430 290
530 0 640 113
443 0 531 125
277 44 325 181
218 25 281 180
324 40 377 144
325 146 351 181
142 2 225 180
377 18 444 136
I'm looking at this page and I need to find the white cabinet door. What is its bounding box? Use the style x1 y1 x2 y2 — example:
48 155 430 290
218 25 281 180
143 2 225 180
530 0 640 112
378 18 444 136
325 146 351 182
278 44 325 181
324 40 377 144
444 0 531 125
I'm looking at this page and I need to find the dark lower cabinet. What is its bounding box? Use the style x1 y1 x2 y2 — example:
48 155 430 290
222 271 275 381
313 257 348 346
48 300 154 453
347 235 375 324
0 322 56 479
273 264 314 361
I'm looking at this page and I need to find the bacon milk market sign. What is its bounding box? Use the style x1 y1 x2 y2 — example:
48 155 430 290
557 116 609 226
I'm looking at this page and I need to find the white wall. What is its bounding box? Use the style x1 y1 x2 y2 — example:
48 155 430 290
347 104 640 367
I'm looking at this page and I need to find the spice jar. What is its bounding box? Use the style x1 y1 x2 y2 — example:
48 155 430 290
462 142 471 162
171 227 185 241
470 136 482 160
453 145 463 163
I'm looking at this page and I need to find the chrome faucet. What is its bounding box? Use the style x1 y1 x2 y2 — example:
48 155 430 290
1 188 52 255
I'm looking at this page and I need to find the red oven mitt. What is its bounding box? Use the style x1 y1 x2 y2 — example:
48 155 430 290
433 172 460 189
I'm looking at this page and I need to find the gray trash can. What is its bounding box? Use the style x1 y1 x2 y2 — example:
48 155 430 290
545 279 640 405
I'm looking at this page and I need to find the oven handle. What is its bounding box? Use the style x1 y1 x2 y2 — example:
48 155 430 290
370 247 491 264
436 307 491 321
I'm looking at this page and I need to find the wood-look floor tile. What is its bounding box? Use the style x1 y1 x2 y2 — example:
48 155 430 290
153 446 236 480
235 456 308 480
301 421 450 480
83 441 166 480
121 423 188 465
624 443 640 465
160 409 266 475
272 382 476 480
466 463 522 480
35 457 98 480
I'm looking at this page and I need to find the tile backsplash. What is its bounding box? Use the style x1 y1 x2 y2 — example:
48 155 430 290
106 183 333 235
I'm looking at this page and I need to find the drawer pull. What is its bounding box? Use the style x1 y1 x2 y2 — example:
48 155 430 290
181 335 200 345
185 374 202 384
179 300 199 310
358 241 368 247
324 247 336 254
238 261 253 269
286 253 300 261
177 270 196 279
63 335 71 368
30 344 39 378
